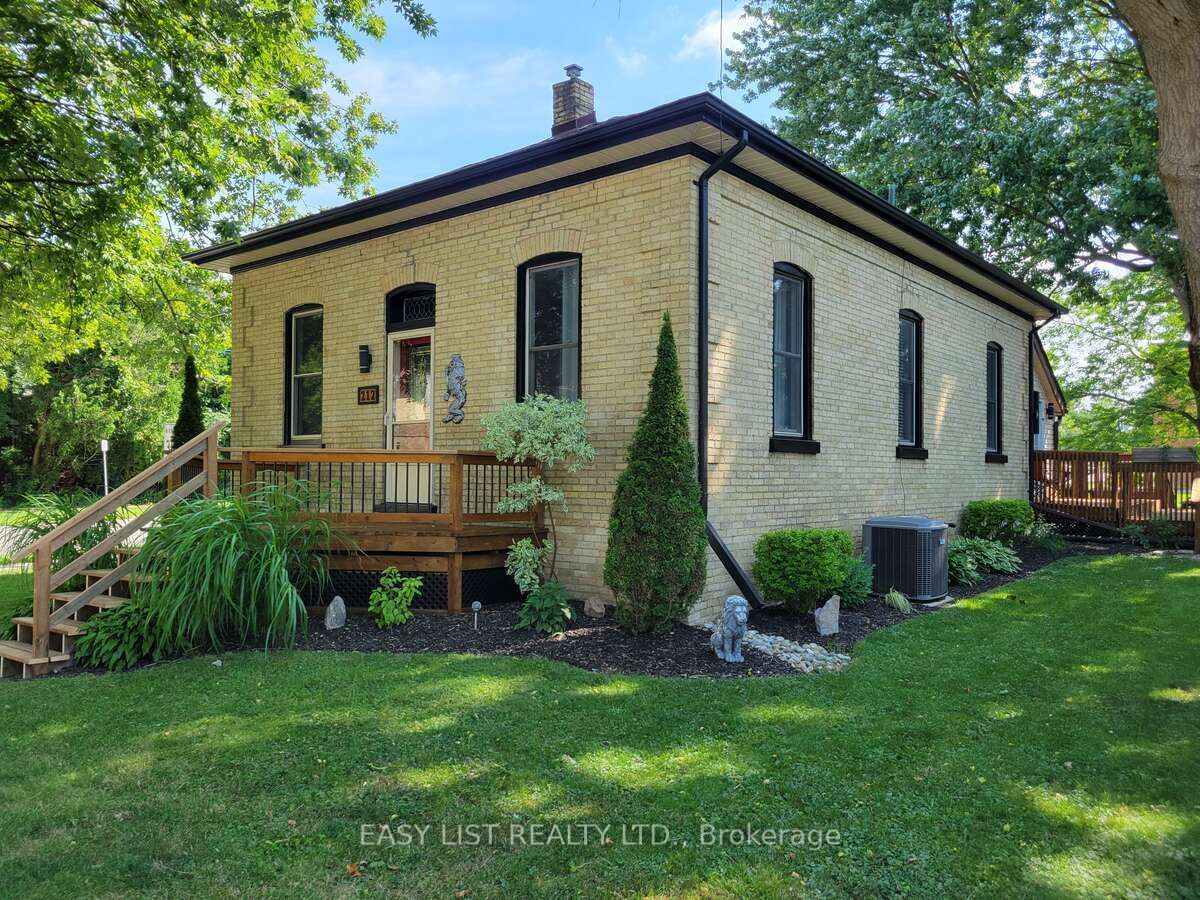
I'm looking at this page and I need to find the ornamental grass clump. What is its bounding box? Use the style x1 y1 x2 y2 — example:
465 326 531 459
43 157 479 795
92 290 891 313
131 479 350 653
604 313 707 632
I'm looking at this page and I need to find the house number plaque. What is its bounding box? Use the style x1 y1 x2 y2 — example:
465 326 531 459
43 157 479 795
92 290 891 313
357 385 380 405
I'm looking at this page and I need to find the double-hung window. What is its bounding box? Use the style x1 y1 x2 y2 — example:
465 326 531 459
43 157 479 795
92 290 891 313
897 309 925 457
289 307 323 442
986 342 1003 455
519 255 581 400
770 264 817 452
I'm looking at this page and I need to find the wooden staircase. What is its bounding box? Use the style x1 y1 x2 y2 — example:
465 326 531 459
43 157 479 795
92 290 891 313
3 422 225 679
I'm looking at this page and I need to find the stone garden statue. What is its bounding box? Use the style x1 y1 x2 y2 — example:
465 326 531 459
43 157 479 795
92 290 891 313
710 595 750 663
443 354 467 424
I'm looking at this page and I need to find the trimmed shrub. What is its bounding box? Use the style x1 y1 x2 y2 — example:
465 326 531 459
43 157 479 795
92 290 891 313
605 313 706 632
172 355 205 449
839 555 874 608
959 499 1035 545
752 528 854 613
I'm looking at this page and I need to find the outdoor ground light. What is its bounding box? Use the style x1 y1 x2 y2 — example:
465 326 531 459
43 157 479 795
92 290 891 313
358 344 372 373
472 600 482 630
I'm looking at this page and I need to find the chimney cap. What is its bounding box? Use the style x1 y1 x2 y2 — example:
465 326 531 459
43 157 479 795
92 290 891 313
564 63 583 79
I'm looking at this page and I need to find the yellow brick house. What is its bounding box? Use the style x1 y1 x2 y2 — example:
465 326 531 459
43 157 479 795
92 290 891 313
186 67 1062 623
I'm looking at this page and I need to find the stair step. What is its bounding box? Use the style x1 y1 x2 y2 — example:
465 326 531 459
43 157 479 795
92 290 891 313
49 593 126 610
10 617 85 637
0 639 71 666
81 568 152 583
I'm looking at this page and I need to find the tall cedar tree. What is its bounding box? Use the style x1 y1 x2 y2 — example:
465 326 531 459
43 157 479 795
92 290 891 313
605 313 706 631
172 355 205 449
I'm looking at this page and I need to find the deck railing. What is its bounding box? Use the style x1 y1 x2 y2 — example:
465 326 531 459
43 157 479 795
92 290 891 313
217 448 541 533
11 421 226 673
1032 449 1200 547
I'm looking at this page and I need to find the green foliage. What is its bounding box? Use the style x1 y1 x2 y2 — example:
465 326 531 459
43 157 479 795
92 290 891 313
0 597 33 641
949 538 1022 586
960 499 1036 545
605 314 707 633
505 537 553 597
884 588 912 613
515 579 574 635
132 480 350 653
838 555 874 608
1120 516 1184 550
1024 517 1067 554
73 600 169 671
482 394 594 592
172 355 206 448
367 568 421 628
751 528 854 614
10 492 119 579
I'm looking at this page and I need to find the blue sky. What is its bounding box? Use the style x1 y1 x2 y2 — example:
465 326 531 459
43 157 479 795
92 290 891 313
305 1 775 211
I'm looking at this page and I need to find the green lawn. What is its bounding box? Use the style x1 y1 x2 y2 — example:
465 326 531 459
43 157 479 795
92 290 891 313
0 554 1197 897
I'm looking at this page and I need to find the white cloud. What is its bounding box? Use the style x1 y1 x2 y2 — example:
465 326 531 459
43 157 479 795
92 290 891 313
606 38 648 76
675 5 751 62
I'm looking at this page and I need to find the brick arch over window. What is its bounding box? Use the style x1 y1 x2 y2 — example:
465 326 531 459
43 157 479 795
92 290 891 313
511 228 586 266
379 258 440 294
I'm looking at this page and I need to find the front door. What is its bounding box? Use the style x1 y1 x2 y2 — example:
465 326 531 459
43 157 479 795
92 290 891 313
383 332 435 512
389 334 432 450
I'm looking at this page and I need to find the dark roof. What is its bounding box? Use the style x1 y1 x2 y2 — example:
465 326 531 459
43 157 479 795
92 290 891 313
185 92 1060 317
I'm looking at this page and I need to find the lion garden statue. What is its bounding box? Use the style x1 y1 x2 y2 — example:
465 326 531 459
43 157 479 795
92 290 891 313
710 595 750 664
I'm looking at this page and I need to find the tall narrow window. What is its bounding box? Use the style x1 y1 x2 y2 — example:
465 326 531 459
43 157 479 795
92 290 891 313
517 254 581 400
986 342 1003 453
897 309 924 456
771 263 816 452
288 306 323 442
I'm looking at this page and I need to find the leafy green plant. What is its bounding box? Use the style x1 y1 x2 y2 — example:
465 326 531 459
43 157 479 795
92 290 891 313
11 492 120 580
959 499 1035 546
0 597 33 641
73 600 169 671
884 588 912 613
1023 517 1067 553
367 568 421 628
605 313 707 632
1122 516 1184 550
132 479 351 653
515 579 574 635
838 555 874 608
948 538 1022 586
482 394 595 596
752 528 854 613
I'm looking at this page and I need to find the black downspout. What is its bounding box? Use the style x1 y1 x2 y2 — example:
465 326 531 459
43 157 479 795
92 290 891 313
1028 310 1060 502
696 129 764 607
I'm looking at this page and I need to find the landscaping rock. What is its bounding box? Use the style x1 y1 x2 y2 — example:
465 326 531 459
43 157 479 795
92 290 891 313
324 596 347 630
815 594 840 636
705 622 851 673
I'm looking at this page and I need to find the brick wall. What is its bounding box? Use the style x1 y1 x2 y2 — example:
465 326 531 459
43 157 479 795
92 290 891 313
231 157 696 610
697 163 1031 620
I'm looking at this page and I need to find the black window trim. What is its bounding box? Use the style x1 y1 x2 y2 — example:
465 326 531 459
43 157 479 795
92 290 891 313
770 262 819 454
386 282 436 332
896 307 925 459
986 341 1005 461
284 303 324 446
515 252 582 401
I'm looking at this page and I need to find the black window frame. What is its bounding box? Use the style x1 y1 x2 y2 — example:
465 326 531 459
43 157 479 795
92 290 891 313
284 303 324 446
515 252 582 401
985 342 1006 462
896 308 927 460
386 282 436 332
769 262 819 454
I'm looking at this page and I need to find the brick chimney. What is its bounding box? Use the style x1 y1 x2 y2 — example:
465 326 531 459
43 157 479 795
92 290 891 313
552 64 595 136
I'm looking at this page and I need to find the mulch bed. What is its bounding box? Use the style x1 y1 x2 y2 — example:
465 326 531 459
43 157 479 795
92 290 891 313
749 539 1123 652
297 602 798 678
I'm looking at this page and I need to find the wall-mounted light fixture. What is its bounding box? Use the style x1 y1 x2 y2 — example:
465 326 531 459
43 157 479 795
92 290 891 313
359 344 372 374
1045 403 1056 419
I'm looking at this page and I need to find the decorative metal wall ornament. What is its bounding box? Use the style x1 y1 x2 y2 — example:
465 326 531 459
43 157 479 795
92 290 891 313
710 595 749 663
443 354 467 424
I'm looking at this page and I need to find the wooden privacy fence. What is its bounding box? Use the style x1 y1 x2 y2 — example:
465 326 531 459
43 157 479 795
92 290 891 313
1032 450 1200 545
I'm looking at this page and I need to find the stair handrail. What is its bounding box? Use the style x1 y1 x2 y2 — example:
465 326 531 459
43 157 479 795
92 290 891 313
11 421 226 563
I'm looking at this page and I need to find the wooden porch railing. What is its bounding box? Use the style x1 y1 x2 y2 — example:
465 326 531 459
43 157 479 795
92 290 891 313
10 421 226 673
1032 449 1200 548
216 448 542 534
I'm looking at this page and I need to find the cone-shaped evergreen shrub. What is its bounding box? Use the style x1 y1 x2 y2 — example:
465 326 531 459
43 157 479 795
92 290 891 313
605 312 706 632
172 354 205 449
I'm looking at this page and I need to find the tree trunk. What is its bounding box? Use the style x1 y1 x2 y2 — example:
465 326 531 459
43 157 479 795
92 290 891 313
1114 0 1200 437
